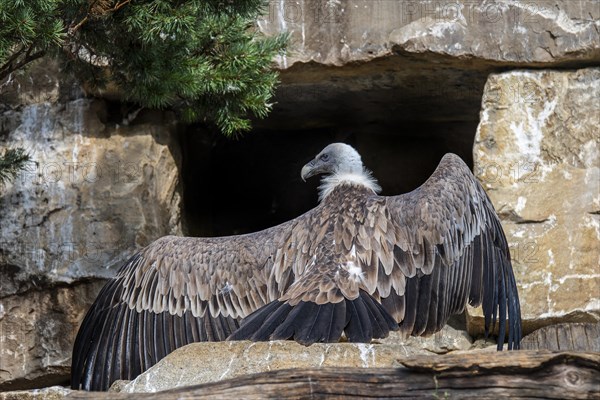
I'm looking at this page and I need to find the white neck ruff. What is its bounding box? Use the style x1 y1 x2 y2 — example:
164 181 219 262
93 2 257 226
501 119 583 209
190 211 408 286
318 170 382 201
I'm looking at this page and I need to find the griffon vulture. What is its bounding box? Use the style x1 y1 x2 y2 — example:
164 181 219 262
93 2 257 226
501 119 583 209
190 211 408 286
71 143 522 390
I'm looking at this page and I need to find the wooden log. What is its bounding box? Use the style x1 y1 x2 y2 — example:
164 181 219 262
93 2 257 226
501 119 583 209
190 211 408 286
66 351 599 400
521 323 600 352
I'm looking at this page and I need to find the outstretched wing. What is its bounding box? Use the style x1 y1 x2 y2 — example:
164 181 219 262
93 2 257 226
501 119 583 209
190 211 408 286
71 217 305 391
372 153 521 349
230 154 521 350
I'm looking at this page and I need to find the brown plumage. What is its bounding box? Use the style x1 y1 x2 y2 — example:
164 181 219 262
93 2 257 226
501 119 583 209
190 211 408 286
71 143 522 391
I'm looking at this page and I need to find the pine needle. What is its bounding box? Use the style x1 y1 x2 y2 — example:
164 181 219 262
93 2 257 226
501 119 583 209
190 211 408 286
0 148 32 188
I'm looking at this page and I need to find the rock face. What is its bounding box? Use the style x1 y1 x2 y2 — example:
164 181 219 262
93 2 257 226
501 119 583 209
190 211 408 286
0 281 104 390
0 386 72 400
118 327 472 393
260 0 600 67
0 100 182 296
256 0 600 130
0 94 183 387
470 68 600 335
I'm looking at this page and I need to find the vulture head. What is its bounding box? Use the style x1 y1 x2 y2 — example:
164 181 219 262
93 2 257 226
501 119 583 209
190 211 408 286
301 143 364 181
301 143 381 200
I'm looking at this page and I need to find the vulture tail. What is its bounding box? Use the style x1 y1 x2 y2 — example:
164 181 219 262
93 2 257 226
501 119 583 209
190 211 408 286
228 290 398 345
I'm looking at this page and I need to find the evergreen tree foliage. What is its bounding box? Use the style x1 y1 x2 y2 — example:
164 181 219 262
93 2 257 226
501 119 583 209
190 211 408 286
0 0 64 79
0 0 287 135
0 148 31 189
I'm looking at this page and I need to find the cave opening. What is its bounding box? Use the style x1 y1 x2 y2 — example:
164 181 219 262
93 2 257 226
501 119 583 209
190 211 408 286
180 122 480 237
181 55 489 237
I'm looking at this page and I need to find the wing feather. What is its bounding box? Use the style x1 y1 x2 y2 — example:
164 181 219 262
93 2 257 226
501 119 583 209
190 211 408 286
380 289 405 323
433 254 446 335
373 153 521 349
425 264 441 335
397 270 416 335
72 214 307 390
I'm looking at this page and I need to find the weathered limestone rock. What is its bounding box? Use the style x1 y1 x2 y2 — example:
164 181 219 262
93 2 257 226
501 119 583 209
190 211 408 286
0 386 72 400
0 59 81 109
0 99 182 296
0 99 183 388
118 327 472 393
0 281 104 390
470 68 600 335
388 1 600 64
257 0 600 130
260 0 599 67
377 324 472 354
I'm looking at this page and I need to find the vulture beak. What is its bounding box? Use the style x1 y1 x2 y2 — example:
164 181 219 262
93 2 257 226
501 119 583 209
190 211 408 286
301 159 325 182
301 160 316 182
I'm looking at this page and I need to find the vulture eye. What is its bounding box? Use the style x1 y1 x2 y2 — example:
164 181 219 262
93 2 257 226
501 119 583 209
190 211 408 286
320 153 330 161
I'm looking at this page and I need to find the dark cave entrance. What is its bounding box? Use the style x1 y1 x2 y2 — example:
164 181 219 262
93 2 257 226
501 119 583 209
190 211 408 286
180 121 479 237
181 53 488 237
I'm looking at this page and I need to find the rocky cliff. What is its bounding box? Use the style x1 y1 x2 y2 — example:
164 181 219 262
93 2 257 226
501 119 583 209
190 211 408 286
0 0 598 393
1 63 183 389
470 68 599 334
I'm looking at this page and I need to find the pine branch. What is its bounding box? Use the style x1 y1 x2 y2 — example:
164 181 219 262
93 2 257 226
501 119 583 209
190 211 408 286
69 0 133 34
0 148 32 189
0 45 46 82
0 1 64 82
1 0 288 136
